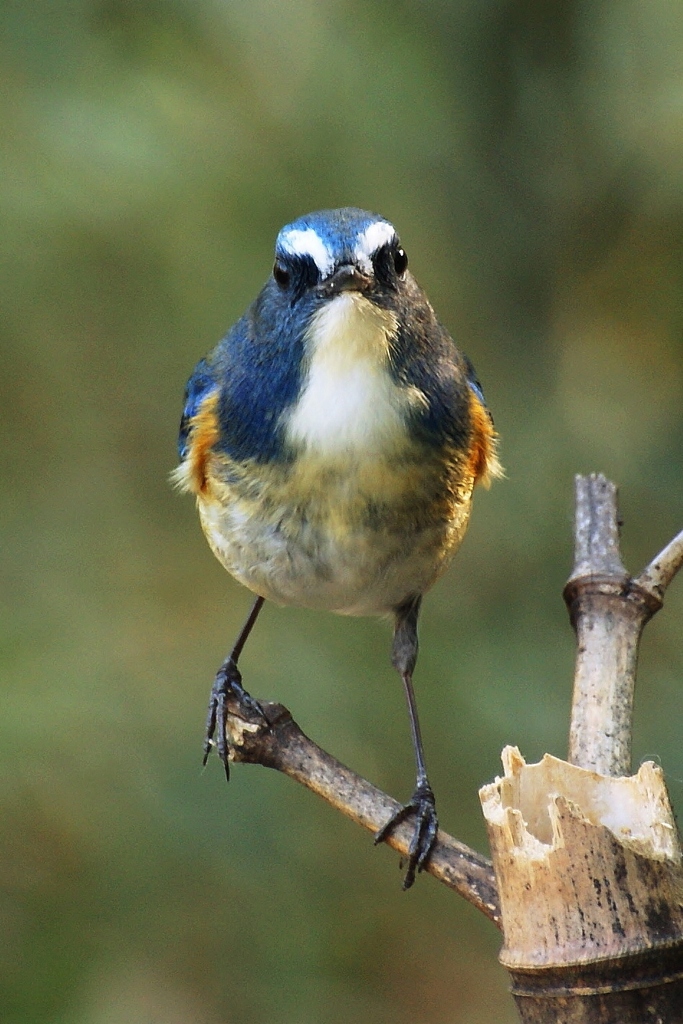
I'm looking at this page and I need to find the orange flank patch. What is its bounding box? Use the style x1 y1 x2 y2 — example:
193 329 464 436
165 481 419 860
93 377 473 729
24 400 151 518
173 390 220 496
467 390 502 487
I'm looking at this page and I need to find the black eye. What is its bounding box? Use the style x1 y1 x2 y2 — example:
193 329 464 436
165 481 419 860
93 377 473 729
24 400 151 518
393 247 408 276
273 261 291 288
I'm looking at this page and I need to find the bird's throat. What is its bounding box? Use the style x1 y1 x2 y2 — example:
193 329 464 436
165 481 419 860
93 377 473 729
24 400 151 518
284 293 425 458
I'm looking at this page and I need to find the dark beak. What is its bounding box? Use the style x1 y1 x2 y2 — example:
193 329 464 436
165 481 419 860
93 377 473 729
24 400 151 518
319 263 372 297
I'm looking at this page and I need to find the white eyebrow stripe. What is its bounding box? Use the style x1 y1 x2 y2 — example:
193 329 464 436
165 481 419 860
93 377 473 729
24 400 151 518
354 221 397 273
278 228 334 277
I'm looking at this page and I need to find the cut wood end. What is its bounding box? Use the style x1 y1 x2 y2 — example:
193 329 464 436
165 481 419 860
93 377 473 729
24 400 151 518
480 747 680 864
481 747 683 968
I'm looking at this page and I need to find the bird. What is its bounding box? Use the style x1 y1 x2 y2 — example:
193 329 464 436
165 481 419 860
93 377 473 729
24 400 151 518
174 207 500 888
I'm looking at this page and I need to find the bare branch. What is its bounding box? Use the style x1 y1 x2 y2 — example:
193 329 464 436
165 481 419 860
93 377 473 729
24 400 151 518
570 473 628 580
224 696 501 926
564 474 662 776
564 475 682 779
636 528 683 601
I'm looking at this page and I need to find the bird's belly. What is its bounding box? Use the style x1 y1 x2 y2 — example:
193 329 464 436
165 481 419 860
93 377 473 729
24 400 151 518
198 452 474 615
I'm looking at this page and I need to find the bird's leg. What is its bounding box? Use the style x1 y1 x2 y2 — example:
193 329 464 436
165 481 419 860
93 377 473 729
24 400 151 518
204 595 266 779
374 595 438 889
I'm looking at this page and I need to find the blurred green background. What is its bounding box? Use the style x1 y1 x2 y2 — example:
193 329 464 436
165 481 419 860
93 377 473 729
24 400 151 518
2 2 683 1022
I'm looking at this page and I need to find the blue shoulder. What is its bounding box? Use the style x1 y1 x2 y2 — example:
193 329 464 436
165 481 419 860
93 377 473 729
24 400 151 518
182 285 307 465
178 358 217 460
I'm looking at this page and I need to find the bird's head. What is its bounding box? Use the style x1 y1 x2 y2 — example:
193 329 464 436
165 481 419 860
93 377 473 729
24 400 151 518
269 207 410 309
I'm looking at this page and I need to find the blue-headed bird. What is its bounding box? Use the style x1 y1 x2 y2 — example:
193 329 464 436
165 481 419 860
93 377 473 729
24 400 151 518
174 208 500 887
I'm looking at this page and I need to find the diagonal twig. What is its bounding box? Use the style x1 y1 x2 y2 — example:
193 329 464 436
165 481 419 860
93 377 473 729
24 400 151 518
223 696 501 926
636 528 683 602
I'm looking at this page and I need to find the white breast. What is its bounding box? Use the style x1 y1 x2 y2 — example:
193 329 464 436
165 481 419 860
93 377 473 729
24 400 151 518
285 293 425 456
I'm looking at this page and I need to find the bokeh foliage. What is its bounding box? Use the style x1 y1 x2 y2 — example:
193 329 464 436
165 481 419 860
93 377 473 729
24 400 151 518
2 2 683 1022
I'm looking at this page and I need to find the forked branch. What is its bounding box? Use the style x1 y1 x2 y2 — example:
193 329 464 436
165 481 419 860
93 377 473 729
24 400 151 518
564 474 683 775
480 474 683 1024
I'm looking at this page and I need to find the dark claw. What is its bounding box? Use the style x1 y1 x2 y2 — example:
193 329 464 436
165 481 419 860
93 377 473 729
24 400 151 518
374 780 438 889
203 658 266 779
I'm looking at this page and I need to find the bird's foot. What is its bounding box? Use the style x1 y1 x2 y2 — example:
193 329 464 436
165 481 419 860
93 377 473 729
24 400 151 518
203 658 267 779
374 779 438 890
